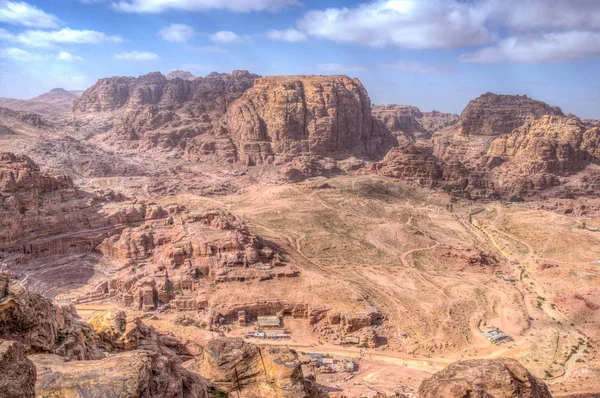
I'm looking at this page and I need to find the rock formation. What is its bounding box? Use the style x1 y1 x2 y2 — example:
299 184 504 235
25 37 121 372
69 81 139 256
375 92 600 198
0 274 209 397
184 337 313 397
206 75 395 165
0 340 36 398
0 274 104 360
419 358 552 398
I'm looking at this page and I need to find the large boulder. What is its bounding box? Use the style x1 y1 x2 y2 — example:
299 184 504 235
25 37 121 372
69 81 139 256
419 358 552 398
0 340 36 398
0 275 104 360
32 351 207 398
184 337 312 397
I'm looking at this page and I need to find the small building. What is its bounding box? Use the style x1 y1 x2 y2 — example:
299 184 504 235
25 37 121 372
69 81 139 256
483 329 512 344
257 315 281 328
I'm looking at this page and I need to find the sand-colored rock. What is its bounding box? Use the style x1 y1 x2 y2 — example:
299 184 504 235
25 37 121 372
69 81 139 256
419 358 552 398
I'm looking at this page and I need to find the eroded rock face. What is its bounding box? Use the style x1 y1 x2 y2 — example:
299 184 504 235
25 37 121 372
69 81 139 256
419 358 552 398
209 75 395 165
185 337 311 398
0 340 36 398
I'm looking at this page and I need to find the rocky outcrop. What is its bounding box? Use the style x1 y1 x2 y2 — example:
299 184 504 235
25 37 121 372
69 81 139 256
32 350 208 398
209 75 395 165
419 358 552 398
0 277 208 398
0 340 36 398
65 209 295 310
184 337 312 397
0 275 104 360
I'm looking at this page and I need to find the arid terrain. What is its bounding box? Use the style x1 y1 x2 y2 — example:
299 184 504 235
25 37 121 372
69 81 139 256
1 70 599 397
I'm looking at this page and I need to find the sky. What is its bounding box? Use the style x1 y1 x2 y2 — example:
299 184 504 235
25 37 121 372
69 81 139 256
1 0 600 118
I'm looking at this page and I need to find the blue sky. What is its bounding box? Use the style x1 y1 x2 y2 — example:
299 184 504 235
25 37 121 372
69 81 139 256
1 0 600 118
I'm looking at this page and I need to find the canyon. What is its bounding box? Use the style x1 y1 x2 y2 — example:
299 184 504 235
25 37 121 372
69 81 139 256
0 70 599 397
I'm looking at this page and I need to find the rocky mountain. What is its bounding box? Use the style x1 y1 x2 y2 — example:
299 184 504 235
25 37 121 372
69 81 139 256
0 88 81 114
74 72 395 166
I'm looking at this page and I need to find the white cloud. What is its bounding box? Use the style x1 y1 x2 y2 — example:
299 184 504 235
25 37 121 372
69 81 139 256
298 0 493 49
0 47 83 62
266 28 307 43
461 31 600 63
209 30 242 44
0 47 45 61
58 51 83 62
0 27 14 41
317 63 365 73
17 28 124 47
0 1 61 28
481 0 600 32
379 60 441 73
111 0 299 13
159 23 195 43
114 50 159 60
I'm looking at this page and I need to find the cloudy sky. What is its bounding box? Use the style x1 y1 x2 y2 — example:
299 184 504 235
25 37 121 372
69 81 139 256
1 0 600 118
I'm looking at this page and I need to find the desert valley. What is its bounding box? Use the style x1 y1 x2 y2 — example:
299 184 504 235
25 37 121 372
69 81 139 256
0 68 598 397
